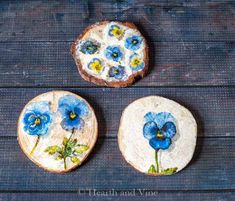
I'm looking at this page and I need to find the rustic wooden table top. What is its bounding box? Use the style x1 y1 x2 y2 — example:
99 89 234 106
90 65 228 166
0 0 234 200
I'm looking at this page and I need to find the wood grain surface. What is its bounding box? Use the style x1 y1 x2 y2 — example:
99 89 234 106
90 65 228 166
0 0 234 200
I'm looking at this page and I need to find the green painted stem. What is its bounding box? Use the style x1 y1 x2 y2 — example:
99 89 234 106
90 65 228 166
30 135 40 155
155 150 159 173
64 157 67 170
63 128 75 170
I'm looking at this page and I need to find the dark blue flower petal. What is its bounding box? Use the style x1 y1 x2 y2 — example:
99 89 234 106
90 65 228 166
23 112 36 124
108 65 125 80
149 137 171 150
143 121 158 140
105 46 123 62
125 36 143 51
24 120 46 136
161 122 176 138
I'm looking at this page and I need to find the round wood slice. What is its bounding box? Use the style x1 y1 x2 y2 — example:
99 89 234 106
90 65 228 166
118 96 197 175
18 91 98 173
71 21 149 87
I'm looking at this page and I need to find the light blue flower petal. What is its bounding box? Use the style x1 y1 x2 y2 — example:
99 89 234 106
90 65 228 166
161 122 176 138
61 117 84 131
154 112 175 129
144 112 156 122
149 137 171 150
74 102 89 117
59 95 77 108
41 113 52 124
27 101 51 114
58 103 71 118
143 121 158 140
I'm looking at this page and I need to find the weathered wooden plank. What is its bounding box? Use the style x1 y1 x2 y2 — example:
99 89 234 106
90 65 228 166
0 137 234 191
0 87 235 137
0 41 234 87
0 0 234 42
0 192 234 201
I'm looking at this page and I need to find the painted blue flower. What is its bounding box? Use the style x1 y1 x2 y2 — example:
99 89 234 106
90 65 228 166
143 112 176 150
129 54 144 71
105 46 123 62
125 36 143 51
58 95 89 131
108 65 126 80
80 40 100 55
23 101 52 136
108 25 124 39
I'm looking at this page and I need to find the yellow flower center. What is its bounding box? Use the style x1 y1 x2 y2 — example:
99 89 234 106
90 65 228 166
90 60 103 73
157 131 164 139
69 112 77 120
132 39 138 44
130 57 142 68
112 52 118 58
111 27 124 38
34 118 41 125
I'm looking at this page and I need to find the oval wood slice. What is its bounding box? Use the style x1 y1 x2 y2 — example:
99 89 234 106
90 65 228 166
18 91 98 173
71 21 149 87
118 96 197 175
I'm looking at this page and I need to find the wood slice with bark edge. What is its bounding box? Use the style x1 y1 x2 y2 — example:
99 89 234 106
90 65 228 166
17 90 98 173
118 96 197 176
71 21 149 88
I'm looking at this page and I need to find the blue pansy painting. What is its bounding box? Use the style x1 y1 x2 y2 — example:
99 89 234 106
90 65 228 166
23 102 52 136
23 101 53 154
80 40 100 55
108 65 126 80
58 95 89 131
125 36 143 51
44 95 90 170
108 24 124 39
143 112 178 175
105 46 123 62
129 54 145 71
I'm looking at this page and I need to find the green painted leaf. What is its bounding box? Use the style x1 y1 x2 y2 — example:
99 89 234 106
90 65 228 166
55 155 63 160
63 137 69 146
71 156 80 164
161 167 178 175
75 145 89 154
148 164 157 174
44 145 61 155
44 147 50 152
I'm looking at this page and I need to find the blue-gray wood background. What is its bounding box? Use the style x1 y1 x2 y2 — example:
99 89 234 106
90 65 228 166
0 0 234 200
